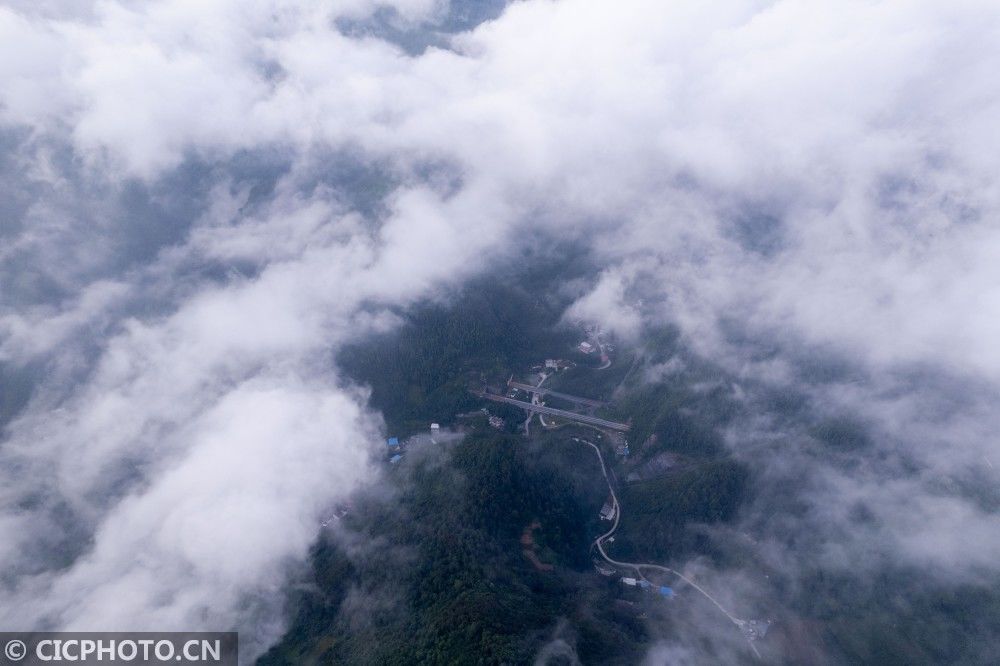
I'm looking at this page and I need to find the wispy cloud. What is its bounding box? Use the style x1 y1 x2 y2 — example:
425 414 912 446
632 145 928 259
1 0 999 660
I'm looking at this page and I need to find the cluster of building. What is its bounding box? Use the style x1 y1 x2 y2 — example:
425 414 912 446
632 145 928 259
528 359 574 375
385 423 442 464
320 503 351 527
544 358 574 371
600 500 617 521
621 577 675 599
386 437 403 464
475 407 505 429
737 619 772 642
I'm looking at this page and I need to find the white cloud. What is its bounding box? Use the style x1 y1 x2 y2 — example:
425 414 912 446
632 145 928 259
2 0 1000 658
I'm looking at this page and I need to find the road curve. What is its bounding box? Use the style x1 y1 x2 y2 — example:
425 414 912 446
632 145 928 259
576 437 762 661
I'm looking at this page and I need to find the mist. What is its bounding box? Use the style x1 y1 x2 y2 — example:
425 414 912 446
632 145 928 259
2 0 999 661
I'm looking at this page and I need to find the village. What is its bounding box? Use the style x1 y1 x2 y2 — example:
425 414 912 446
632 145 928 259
366 326 770 652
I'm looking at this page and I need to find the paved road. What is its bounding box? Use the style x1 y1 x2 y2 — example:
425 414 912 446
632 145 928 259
576 436 762 661
507 381 606 408
478 393 630 431
522 373 550 435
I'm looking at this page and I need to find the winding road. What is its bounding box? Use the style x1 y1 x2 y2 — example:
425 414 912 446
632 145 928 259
575 436 762 661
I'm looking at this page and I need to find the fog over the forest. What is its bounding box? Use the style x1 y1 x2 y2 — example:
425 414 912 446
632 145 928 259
1 0 999 660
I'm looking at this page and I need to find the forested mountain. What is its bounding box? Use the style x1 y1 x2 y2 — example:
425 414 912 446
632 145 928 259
269 277 1000 665
260 431 651 665
264 279 760 664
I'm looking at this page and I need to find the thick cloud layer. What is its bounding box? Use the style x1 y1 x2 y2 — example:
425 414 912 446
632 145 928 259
2 0 999 660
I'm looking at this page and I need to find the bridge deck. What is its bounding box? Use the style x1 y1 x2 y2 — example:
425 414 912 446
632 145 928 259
507 381 607 407
478 392 629 431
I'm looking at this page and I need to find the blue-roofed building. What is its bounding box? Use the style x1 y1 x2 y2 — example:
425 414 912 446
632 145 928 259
639 580 651 589
389 454 403 464
658 586 675 598
386 437 400 448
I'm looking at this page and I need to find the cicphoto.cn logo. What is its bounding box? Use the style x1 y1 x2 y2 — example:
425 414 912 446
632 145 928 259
0 633 237 665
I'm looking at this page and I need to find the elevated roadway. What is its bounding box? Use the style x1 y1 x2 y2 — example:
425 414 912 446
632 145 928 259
506 381 607 408
477 392 629 431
